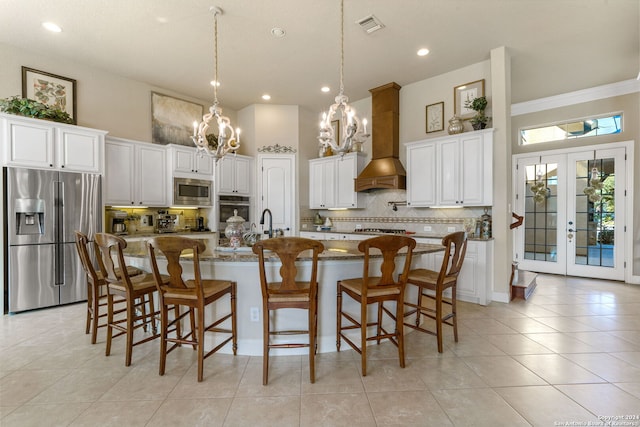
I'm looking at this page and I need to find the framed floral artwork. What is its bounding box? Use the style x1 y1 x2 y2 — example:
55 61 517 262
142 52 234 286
22 66 77 124
151 92 204 146
454 79 485 119
426 101 444 133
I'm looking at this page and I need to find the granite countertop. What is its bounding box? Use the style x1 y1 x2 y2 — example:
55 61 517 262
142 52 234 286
303 230 493 242
122 237 444 262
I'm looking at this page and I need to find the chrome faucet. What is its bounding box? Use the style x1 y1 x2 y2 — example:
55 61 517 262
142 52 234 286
259 208 273 239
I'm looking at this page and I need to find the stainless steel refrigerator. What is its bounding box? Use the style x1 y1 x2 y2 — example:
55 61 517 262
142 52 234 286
3 167 102 313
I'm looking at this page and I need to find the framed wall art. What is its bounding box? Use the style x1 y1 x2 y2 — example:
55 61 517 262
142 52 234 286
151 92 204 146
425 101 444 133
454 79 485 119
22 66 77 124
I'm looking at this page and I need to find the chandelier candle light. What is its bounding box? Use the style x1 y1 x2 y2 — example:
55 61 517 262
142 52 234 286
318 0 370 156
191 6 240 162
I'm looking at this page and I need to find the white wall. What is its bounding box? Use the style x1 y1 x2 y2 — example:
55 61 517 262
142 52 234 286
0 43 234 142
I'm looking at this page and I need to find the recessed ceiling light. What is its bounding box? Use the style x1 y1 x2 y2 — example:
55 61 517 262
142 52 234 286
270 27 286 38
417 48 430 57
156 17 168 24
42 22 62 33
210 80 221 87
321 86 330 93
262 94 271 101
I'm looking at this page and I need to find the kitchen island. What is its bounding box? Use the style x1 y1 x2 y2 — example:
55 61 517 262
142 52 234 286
122 236 444 356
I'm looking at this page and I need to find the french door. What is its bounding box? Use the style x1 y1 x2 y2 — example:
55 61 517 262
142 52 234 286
514 146 627 280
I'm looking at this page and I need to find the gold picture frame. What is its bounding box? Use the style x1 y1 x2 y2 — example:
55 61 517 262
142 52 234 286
454 79 485 119
22 66 77 124
426 102 444 133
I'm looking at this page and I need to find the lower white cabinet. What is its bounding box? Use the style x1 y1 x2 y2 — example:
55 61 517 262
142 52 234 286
414 237 493 305
300 231 367 241
105 137 167 206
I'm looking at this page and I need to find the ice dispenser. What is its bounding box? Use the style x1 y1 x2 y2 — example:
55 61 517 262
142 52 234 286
15 198 45 235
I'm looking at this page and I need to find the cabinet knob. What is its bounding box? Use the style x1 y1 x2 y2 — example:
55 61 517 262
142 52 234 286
50 164 53 167
61 165 65 168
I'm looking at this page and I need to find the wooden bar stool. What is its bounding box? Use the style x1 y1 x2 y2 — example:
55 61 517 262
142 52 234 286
94 233 166 366
252 237 324 385
336 235 416 376
403 231 467 353
74 230 141 344
147 236 237 382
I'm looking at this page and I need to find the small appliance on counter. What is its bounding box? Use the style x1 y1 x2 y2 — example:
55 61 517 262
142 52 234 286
109 210 128 235
155 211 177 233
193 216 210 232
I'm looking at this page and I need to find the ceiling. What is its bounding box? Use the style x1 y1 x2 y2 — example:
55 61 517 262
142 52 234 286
1 0 638 113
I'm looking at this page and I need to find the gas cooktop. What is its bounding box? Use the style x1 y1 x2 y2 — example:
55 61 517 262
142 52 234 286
354 228 407 234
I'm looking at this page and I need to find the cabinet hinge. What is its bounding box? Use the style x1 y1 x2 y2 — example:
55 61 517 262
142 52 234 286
515 193 519 200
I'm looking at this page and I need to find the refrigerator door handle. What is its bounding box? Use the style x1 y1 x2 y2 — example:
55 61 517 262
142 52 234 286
55 180 64 286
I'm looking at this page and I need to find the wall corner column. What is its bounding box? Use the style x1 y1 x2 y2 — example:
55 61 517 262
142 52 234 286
490 46 512 301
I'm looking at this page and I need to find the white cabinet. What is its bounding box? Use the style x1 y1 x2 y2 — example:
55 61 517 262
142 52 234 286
168 144 214 179
300 231 368 241
1 113 106 173
309 153 364 209
217 154 252 195
105 137 168 206
406 140 437 207
415 237 493 306
309 157 335 209
405 128 493 208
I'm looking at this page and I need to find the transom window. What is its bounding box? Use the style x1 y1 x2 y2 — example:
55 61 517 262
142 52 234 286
520 113 622 145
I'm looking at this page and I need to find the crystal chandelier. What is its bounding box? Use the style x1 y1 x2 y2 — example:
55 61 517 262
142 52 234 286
318 0 369 156
191 6 240 162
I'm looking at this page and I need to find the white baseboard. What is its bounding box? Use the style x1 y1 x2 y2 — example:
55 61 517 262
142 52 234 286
491 292 510 304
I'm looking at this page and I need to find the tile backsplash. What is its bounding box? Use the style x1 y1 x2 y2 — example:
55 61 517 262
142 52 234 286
300 189 491 236
105 206 207 234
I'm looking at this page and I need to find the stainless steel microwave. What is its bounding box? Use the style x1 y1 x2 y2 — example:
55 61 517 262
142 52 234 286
173 177 213 206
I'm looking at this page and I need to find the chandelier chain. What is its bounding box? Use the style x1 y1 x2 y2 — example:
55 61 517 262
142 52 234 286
339 0 344 96
213 11 219 104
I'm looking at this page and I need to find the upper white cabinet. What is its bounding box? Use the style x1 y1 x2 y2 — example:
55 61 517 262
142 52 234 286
167 144 214 179
406 140 437 207
104 137 167 206
406 128 493 208
217 154 253 195
309 157 335 209
309 152 365 209
1 113 106 173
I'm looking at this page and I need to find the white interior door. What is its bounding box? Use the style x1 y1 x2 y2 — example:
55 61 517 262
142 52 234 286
514 146 626 280
258 154 296 236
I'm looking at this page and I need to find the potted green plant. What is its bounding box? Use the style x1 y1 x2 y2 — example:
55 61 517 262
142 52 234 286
0 95 73 124
465 96 490 130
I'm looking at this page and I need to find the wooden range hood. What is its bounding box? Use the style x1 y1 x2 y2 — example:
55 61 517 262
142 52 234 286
355 82 406 192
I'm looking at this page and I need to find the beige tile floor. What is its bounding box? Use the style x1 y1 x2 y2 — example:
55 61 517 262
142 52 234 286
1 274 640 426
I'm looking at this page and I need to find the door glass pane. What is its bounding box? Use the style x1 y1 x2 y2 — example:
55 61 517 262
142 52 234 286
574 158 615 267
524 163 558 262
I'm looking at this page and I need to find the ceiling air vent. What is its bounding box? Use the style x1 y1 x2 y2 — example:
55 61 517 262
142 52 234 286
356 15 384 34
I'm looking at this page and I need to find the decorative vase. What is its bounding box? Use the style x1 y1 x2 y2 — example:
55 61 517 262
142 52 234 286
447 115 464 135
